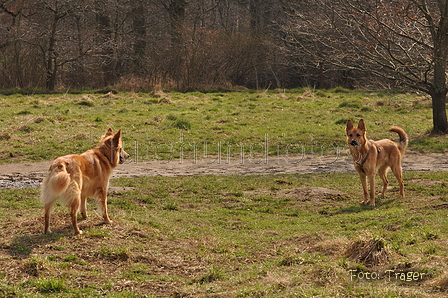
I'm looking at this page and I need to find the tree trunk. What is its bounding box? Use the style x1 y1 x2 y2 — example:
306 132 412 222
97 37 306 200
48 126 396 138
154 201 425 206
45 60 57 91
45 9 59 91
132 2 146 71
96 3 115 86
431 48 448 133
167 0 187 47
430 0 448 133
165 0 187 89
430 91 448 134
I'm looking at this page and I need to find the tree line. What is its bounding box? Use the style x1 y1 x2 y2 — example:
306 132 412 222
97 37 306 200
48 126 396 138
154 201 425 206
1 0 447 131
0 0 388 92
0 0 292 91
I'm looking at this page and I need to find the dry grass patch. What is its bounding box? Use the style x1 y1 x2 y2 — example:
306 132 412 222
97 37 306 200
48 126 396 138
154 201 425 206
430 273 448 292
100 91 118 99
296 88 317 100
345 236 390 267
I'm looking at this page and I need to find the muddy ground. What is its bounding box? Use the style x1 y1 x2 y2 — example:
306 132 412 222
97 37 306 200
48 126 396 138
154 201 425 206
0 150 447 189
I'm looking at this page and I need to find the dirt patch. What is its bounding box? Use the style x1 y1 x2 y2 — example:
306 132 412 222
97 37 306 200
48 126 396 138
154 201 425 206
0 150 447 189
277 232 348 251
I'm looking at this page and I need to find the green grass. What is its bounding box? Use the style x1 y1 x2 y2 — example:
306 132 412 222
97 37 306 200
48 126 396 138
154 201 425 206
0 89 447 296
0 88 441 164
0 172 448 296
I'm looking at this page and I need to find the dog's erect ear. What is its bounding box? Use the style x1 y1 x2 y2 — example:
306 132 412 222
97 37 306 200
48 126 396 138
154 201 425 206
346 119 354 133
358 119 366 131
113 129 122 142
105 128 113 137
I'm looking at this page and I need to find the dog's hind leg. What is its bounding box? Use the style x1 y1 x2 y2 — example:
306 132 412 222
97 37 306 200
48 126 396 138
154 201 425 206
44 200 56 234
42 187 59 234
70 196 82 235
378 165 390 197
63 180 83 235
41 163 70 234
391 163 404 198
80 196 87 219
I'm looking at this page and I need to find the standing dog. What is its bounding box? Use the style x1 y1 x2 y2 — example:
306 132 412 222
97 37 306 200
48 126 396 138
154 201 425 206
40 128 130 235
346 119 408 206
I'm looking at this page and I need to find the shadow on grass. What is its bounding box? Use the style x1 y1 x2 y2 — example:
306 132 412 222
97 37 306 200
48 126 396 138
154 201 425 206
329 198 396 216
8 218 115 259
9 229 70 259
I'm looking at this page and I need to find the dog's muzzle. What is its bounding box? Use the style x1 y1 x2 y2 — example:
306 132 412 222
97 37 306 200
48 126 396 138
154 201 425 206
350 140 360 146
119 151 130 164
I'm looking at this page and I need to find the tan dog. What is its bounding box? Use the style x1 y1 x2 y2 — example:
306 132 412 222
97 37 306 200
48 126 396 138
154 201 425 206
346 119 408 206
40 128 130 235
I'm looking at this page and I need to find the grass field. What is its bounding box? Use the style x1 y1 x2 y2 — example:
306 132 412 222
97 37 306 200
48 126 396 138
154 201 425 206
0 88 445 164
0 88 448 297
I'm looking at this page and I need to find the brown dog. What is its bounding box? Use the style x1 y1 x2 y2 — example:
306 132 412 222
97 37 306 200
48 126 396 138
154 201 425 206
40 128 130 235
346 119 408 206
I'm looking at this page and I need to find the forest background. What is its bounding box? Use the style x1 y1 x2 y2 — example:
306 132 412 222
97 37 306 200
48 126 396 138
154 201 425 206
1 0 448 132
0 0 438 91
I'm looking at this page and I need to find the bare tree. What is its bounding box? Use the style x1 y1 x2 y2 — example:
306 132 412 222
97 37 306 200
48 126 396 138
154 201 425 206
131 0 147 72
0 0 41 88
22 0 94 90
284 0 448 133
40 0 71 90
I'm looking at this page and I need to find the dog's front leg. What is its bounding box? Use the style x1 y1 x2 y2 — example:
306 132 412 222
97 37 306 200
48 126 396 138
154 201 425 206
358 172 369 205
368 174 376 206
98 190 112 224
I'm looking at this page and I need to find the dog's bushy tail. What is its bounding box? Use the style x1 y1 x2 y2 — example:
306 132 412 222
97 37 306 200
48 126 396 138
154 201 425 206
40 159 71 206
389 126 408 155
